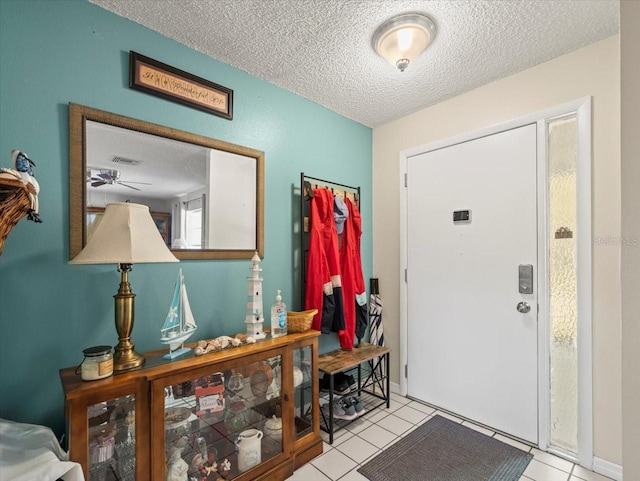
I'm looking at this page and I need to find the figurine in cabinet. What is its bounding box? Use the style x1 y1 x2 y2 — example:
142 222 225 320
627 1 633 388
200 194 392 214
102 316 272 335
166 437 189 481
219 458 231 476
191 440 218 481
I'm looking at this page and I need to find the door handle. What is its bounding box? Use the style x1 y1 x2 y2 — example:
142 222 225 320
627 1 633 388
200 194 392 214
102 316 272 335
517 302 531 313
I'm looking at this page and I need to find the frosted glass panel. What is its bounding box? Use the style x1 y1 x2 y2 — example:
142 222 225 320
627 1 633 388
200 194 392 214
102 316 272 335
548 116 578 453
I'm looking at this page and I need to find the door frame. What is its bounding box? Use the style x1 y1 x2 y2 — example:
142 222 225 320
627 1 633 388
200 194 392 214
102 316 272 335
398 97 593 468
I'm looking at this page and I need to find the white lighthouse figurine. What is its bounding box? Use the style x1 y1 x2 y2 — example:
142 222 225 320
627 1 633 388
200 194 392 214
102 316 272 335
245 251 267 339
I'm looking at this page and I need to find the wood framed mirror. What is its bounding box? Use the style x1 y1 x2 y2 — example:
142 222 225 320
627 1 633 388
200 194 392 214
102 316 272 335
69 103 264 260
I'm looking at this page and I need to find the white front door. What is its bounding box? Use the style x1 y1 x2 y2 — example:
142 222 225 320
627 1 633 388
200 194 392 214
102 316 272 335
406 123 538 443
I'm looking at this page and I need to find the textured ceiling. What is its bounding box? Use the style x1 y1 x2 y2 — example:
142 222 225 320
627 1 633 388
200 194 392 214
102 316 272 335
89 0 619 128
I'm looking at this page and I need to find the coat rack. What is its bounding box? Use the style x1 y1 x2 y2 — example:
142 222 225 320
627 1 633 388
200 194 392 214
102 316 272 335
300 172 360 309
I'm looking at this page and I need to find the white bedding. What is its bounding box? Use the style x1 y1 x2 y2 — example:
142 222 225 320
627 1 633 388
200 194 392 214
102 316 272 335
0 419 84 481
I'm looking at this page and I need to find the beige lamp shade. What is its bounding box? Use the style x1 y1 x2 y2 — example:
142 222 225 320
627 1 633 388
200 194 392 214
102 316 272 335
70 202 179 264
372 13 436 72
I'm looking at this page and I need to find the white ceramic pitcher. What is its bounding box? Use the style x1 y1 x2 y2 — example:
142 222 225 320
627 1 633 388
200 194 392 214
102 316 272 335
236 428 263 472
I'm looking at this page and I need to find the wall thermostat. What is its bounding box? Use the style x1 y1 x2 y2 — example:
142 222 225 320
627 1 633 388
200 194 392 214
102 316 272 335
453 210 471 224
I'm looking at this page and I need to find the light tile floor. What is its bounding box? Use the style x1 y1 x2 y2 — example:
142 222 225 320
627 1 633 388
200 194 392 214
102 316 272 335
290 393 615 481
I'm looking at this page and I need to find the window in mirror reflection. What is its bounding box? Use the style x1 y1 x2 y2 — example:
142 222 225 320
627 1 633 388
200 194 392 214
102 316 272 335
184 197 204 249
186 209 202 248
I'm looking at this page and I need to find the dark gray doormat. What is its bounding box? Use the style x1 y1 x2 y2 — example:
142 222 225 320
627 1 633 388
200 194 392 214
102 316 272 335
358 415 533 481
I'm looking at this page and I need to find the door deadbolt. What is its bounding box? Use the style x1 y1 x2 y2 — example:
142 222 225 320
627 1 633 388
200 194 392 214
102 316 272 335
517 302 531 313
518 265 534 294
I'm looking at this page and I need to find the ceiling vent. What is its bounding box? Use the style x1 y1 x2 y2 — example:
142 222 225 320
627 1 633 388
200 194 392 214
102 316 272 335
112 156 141 166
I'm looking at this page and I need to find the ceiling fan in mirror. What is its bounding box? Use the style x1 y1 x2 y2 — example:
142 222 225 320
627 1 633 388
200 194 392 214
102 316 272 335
86 168 151 191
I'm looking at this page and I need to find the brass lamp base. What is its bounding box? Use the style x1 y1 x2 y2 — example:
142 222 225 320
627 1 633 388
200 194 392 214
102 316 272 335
113 344 145 371
113 263 145 372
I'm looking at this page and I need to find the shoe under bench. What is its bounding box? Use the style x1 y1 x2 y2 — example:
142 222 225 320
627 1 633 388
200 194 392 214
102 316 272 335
318 342 391 444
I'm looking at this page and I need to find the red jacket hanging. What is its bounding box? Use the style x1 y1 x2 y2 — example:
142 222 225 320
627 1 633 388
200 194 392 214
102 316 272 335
305 188 345 334
339 197 366 350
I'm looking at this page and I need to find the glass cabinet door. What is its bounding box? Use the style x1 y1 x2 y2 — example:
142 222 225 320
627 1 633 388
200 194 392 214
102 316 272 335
161 354 283 480
293 345 314 441
87 394 136 481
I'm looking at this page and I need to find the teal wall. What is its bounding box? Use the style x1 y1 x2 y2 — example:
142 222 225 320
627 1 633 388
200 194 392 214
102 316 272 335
0 0 372 436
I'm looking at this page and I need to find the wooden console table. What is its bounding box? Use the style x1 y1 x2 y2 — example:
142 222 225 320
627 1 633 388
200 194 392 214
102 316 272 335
318 343 390 443
60 332 322 481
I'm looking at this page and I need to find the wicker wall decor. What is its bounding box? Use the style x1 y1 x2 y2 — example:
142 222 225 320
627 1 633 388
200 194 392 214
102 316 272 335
0 175 34 255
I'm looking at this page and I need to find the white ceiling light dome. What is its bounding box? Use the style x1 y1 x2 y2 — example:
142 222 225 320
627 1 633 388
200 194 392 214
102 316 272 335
372 13 436 72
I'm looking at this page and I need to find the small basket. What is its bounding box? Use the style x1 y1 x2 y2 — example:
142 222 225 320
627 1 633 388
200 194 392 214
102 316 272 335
287 309 318 333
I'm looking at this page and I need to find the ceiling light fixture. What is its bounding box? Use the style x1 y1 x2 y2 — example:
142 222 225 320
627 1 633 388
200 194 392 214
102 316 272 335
372 13 436 72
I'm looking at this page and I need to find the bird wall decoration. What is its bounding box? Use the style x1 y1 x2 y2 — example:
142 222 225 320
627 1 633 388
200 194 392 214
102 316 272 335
0 150 42 223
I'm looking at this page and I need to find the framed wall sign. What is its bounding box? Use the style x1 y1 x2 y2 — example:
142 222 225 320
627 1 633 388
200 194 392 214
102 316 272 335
129 51 233 120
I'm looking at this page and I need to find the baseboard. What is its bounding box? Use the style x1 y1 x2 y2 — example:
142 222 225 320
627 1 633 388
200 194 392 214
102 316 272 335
390 381 401 395
593 456 623 481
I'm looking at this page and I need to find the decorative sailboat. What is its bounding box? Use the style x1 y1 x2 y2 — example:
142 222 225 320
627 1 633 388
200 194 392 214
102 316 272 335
161 268 198 359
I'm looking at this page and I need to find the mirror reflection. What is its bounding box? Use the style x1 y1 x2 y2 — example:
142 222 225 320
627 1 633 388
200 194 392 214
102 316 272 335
69 104 264 260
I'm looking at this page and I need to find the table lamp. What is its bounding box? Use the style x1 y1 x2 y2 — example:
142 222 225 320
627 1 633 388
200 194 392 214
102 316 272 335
70 202 178 371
